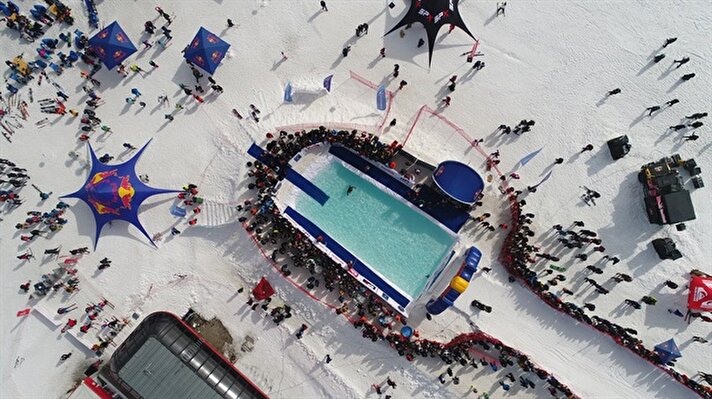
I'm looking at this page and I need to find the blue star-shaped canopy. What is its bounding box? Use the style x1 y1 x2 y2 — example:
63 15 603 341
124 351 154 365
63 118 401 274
62 140 179 248
386 0 476 66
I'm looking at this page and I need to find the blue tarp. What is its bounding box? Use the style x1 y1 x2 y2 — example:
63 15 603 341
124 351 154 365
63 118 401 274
432 160 484 205
184 27 230 74
654 339 682 364
284 206 411 309
61 140 179 248
328 145 469 233
87 21 137 70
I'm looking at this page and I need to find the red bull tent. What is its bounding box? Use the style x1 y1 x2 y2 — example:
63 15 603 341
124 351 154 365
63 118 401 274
87 21 137 70
184 27 230 74
62 140 179 248
432 161 484 205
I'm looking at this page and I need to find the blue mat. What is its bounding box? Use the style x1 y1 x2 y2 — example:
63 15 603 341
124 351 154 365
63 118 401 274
285 168 329 205
328 145 469 233
284 206 411 309
247 143 329 205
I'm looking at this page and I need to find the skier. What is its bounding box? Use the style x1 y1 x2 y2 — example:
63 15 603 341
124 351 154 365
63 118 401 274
641 296 657 305
142 40 152 49
607 88 621 95
680 73 695 81
165 114 174 122
665 99 679 106
496 2 507 16
646 105 660 116
389 118 397 127
672 56 690 68
624 299 641 309
393 64 400 78
685 112 707 120
380 48 386 58
131 88 142 97
682 134 699 141
664 280 679 289
20 281 31 293
554 157 564 164
342 45 351 57
398 80 408 89
325 354 332 363
320 1 328 12
653 54 665 63
662 37 677 47
59 353 72 361
417 38 425 48
16 250 35 261
669 125 686 131
295 323 308 339
442 96 451 106
580 144 594 153
227 19 235 28
689 121 704 129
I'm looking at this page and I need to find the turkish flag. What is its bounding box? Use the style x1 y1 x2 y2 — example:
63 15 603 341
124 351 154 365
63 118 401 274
16 308 31 317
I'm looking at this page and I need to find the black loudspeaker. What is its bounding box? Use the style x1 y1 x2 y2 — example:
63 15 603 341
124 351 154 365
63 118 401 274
692 176 704 188
607 135 631 160
652 238 682 260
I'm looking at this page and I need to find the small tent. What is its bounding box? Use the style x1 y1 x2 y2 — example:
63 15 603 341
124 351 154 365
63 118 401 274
184 27 230 74
654 339 681 364
688 276 712 312
252 277 275 301
87 21 137 69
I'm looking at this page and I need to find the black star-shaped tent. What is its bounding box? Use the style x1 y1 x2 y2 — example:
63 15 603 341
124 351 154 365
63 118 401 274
386 0 476 66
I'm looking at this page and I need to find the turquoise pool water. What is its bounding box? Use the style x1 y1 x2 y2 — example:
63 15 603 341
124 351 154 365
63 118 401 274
295 160 455 298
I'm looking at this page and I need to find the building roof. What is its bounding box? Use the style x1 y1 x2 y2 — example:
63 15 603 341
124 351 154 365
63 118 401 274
106 312 268 399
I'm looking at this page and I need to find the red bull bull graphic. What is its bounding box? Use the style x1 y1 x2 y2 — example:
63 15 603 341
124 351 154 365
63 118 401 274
84 170 135 216
61 140 179 249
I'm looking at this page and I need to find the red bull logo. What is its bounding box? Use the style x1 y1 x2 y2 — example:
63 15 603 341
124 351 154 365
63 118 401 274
210 51 223 62
85 170 135 215
115 33 126 43
193 55 206 66
191 38 200 48
113 50 125 60
207 35 219 44
98 29 109 39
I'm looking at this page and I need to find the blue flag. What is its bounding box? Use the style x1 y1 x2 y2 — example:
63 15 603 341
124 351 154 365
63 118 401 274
519 147 544 167
376 85 387 111
283 82 293 102
323 74 333 92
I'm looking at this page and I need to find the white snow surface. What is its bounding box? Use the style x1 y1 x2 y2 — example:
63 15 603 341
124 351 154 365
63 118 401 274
1 1 711 398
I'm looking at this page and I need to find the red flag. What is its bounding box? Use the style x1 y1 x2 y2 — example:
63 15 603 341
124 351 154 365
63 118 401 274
16 308 31 317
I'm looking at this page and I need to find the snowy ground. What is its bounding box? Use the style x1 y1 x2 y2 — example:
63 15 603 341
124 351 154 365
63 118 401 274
1 0 711 398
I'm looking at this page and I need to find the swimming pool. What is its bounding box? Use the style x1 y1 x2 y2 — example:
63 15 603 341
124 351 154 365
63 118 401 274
294 158 456 300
